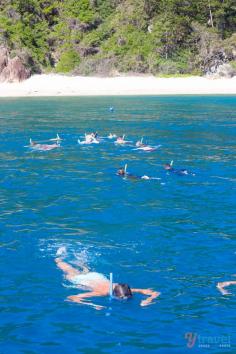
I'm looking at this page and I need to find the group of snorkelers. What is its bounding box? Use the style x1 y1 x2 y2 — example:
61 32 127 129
27 132 195 179
28 131 233 305
78 131 160 152
116 161 195 181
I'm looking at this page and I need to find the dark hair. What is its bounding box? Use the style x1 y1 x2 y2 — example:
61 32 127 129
117 168 125 175
113 283 133 299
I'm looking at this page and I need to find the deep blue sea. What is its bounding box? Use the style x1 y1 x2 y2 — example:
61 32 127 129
0 96 235 353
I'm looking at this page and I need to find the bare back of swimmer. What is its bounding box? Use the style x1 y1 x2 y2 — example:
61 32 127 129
55 247 160 310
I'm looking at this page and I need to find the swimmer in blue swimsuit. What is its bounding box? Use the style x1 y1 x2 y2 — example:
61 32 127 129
55 247 160 310
164 163 195 176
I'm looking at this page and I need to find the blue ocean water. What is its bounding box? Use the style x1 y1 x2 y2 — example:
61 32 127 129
0 96 235 353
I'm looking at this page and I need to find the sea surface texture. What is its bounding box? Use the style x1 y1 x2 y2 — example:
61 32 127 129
0 96 235 353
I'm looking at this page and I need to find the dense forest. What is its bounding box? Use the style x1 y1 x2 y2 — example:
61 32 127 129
0 0 236 79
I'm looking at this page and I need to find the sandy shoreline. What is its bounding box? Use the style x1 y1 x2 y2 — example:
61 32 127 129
0 74 235 97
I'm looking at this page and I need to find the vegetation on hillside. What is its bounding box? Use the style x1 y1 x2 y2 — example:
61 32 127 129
0 0 235 76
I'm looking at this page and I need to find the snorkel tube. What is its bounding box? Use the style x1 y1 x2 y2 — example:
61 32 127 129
109 272 113 298
124 164 128 174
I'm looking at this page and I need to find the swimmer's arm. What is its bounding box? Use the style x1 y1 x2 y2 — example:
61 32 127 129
67 292 106 310
132 288 161 306
217 281 236 295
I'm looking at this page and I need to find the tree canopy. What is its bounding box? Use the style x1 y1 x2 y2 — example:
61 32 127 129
0 0 235 75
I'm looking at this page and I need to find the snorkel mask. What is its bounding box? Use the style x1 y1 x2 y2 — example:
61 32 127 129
109 273 132 301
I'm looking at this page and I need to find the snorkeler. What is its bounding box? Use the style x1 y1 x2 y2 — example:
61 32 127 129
55 247 160 310
116 165 151 180
217 279 236 295
29 138 60 151
164 162 195 176
78 132 99 145
108 133 117 139
134 137 160 152
115 135 132 145
136 137 145 147
115 136 126 144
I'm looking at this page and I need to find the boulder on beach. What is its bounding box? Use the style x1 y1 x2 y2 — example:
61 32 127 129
0 46 30 82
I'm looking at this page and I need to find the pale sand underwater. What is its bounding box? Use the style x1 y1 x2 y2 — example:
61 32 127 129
0 74 236 97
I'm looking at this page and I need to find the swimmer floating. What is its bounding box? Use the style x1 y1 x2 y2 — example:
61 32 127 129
115 135 132 145
78 132 100 145
116 164 156 181
27 135 61 151
134 137 161 152
164 161 195 176
55 247 160 310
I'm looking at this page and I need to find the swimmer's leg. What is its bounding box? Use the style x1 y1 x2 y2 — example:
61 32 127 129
55 247 89 279
55 257 80 280
217 281 236 295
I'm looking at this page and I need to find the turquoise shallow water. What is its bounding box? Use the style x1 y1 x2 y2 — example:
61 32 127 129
0 96 235 353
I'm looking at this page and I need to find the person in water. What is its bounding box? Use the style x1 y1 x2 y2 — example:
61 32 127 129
217 279 236 295
55 248 160 310
84 132 99 144
116 136 125 144
136 139 145 148
116 167 150 180
164 163 195 176
29 138 60 150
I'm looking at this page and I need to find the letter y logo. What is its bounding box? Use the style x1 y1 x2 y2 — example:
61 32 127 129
185 332 197 348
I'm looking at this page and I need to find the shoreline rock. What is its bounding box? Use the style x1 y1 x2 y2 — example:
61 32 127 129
0 46 30 82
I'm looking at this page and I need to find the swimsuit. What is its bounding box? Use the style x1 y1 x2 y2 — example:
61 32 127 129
70 272 108 290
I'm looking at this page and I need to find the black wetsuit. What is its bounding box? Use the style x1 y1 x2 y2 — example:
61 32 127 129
167 167 195 176
117 172 141 180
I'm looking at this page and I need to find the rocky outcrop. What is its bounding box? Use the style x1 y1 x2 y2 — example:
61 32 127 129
0 47 8 72
203 49 228 75
207 63 236 78
191 23 236 77
0 46 30 82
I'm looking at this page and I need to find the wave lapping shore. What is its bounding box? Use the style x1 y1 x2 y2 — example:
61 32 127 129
0 74 236 97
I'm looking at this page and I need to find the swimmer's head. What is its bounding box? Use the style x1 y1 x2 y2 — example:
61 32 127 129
164 163 172 170
113 283 132 300
117 168 125 175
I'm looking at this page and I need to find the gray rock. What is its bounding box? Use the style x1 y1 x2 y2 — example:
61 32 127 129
206 63 236 78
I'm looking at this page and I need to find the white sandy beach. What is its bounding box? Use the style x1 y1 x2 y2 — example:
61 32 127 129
0 74 235 97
